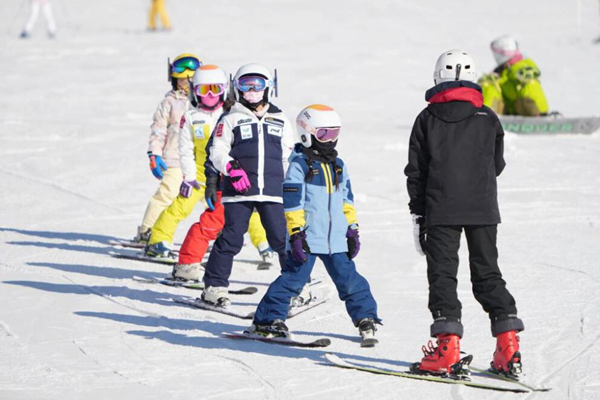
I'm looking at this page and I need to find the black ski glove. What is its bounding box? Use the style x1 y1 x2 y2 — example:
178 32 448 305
205 175 219 211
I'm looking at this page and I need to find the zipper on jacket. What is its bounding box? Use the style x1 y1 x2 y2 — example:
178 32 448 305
257 121 265 195
322 162 333 255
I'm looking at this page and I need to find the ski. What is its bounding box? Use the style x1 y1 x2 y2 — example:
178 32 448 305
470 366 551 392
224 332 331 348
132 276 257 295
110 251 177 265
109 239 182 251
173 297 254 319
360 337 379 348
324 354 529 393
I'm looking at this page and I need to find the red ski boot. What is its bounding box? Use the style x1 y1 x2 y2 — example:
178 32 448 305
411 334 471 377
491 330 522 377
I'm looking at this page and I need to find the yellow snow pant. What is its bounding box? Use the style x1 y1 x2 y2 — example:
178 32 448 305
148 0 171 30
149 184 205 245
140 167 182 233
248 212 268 250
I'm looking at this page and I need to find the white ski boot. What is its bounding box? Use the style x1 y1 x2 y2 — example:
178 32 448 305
357 317 379 348
290 284 313 307
201 286 231 307
171 263 204 282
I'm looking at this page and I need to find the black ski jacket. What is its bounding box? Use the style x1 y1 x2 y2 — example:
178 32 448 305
404 81 506 226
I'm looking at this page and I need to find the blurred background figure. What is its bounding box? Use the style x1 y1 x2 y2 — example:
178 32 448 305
20 0 57 39
478 35 549 116
149 0 171 31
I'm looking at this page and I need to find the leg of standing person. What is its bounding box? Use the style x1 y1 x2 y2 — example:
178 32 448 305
253 254 317 324
21 0 41 38
203 202 254 288
147 184 205 247
156 0 171 29
178 192 224 265
248 211 269 252
464 225 524 336
319 253 379 324
41 0 56 37
139 167 182 237
425 225 464 337
254 202 287 269
148 0 157 30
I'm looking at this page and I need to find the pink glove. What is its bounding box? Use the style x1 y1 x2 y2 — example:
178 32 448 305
226 160 251 193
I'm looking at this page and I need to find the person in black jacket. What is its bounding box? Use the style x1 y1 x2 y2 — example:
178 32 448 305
404 49 524 377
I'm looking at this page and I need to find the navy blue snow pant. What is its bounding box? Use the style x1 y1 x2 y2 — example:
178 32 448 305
253 252 379 326
426 225 524 338
203 201 287 288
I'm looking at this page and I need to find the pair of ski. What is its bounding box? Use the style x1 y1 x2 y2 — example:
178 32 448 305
132 275 257 295
173 293 328 320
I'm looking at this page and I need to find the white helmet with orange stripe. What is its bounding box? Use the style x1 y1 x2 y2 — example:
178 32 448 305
191 65 228 110
296 104 342 148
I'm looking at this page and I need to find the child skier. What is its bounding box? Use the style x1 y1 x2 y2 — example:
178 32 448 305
250 105 381 345
404 49 525 377
200 63 295 306
133 54 199 245
479 35 549 116
169 66 275 279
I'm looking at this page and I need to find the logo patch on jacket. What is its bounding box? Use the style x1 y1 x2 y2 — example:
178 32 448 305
267 125 282 136
264 117 284 127
179 116 186 129
237 118 252 125
216 123 224 137
193 124 208 139
240 124 253 140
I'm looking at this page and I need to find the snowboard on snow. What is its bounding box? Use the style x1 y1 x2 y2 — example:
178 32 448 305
324 353 532 393
500 115 600 134
132 275 257 295
224 332 331 348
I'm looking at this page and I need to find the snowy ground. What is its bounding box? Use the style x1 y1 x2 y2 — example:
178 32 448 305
1 0 600 399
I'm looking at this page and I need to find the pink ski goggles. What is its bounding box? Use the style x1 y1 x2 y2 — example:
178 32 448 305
194 83 225 97
313 127 341 143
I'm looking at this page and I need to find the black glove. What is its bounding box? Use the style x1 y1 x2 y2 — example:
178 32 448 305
411 214 427 256
205 175 219 211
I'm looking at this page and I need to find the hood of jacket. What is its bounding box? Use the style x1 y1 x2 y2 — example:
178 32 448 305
425 81 484 123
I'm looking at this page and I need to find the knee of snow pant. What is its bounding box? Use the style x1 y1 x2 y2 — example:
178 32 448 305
491 315 524 337
149 185 205 245
248 211 268 250
320 253 379 323
199 193 225 241
178 223 206 264
253 254 317 324
140 167 182 231
430 316 464 338
516 79 548 116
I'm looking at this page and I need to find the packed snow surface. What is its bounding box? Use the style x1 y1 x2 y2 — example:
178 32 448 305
1 0 600 399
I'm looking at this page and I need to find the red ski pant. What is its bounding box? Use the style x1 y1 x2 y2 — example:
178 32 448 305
178 192 225 264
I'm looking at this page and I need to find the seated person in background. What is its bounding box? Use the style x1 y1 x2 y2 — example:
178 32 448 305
479 35 549 116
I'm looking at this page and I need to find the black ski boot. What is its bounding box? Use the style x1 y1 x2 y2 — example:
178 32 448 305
249 319 290 339
357 318 379 348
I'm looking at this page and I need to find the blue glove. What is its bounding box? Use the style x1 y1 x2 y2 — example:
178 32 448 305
180 180 200 198
148 153 167 179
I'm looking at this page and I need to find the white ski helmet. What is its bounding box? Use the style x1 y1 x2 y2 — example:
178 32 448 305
490 35 520 66
433 49 477 85
296 104 342 148
232 63 278 102
191 64 229 107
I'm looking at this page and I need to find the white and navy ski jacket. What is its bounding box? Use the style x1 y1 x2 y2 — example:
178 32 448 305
209 102 295 203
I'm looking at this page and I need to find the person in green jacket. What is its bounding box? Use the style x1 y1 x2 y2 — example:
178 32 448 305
479 35 549 116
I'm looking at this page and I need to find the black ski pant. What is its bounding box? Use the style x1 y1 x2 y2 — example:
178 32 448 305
203 201 287 288
425 224 524 337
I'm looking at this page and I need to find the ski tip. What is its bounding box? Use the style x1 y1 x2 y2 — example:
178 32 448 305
314 338 332 347
257 262 272 270
360 338 379 348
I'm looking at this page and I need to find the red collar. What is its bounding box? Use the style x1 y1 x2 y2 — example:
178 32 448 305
428 87 484 108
